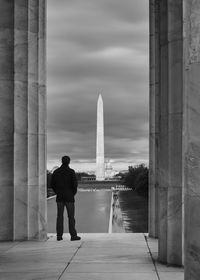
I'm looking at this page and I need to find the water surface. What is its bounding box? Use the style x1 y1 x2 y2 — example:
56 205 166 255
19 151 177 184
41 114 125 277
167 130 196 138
47 190 112 233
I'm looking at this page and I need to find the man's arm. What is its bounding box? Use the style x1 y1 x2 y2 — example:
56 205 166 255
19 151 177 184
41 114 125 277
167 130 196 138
51 172 57 194
72 170 78 195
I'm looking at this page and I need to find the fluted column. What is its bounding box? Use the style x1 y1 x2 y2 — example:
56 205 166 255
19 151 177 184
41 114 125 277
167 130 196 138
149 0 159 238
13 0 29 240
157 0 169 263
0 0 47 241
184 0 200 278
151 0 184 265
167 0 183 266
38 0 47 241
0 0 15 240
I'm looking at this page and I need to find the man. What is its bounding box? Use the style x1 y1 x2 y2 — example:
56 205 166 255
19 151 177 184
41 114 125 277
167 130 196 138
51 156 81 241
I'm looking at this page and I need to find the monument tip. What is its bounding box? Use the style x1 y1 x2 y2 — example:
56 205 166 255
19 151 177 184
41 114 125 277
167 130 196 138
98 93 103 100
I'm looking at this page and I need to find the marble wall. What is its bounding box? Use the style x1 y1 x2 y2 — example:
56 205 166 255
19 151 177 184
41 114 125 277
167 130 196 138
0 0 47 241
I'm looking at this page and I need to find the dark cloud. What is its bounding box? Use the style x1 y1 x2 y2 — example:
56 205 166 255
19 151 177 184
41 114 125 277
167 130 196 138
47 0 149 171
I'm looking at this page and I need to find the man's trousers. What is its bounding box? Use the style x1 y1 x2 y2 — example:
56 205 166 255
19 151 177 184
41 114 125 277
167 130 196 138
56 202 77 238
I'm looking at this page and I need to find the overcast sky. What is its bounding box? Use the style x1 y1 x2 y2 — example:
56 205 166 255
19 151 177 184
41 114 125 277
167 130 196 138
47 0 149 172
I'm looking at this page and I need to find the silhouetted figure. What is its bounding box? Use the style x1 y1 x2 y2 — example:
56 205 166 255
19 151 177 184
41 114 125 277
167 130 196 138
51 156 81 241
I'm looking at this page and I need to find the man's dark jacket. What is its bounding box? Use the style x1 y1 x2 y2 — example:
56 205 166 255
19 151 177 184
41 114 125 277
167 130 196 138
51 164 78 202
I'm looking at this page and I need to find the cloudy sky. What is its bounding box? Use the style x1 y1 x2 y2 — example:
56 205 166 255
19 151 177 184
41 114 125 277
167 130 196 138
47 0 149 172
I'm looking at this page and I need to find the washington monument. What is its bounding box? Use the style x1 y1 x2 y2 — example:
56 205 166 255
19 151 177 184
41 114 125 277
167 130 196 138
96 94 105 180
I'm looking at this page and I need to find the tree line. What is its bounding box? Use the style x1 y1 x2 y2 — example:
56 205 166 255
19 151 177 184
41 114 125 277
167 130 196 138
116 164 148 197
47 164 149 197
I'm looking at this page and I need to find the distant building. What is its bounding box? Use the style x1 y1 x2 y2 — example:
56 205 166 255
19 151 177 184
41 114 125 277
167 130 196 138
105 159 114 179
81 176 96 182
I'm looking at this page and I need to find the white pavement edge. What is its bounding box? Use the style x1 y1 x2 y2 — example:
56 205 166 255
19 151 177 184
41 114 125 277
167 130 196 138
108 192 113 234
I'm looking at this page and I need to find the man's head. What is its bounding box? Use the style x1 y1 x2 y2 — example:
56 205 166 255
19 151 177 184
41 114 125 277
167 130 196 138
62 155 70 166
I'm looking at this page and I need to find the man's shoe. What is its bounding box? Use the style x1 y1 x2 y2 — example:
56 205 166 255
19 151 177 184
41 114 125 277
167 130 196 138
71 236 81 241
57 237 63 241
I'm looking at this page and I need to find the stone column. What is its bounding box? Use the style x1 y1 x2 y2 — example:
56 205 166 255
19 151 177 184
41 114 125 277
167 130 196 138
157 0 169 263
184 0 200 278
149 0 159 238
38 0 47 241
0 0 15 241
0 0 47 241
167 0 183 266
13 0 29 240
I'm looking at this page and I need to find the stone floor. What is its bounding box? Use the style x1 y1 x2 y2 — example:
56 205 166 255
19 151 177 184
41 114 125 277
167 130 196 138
0 233 184 280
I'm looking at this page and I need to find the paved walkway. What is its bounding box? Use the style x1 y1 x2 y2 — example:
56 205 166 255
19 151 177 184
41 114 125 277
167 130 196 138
0 233 183 280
